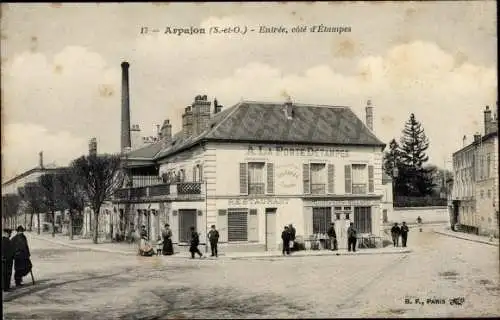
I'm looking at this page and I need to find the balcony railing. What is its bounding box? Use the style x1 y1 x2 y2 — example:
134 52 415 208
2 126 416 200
248 183 265 195
311 183 326 194
113 182 203 202
352 184 367 195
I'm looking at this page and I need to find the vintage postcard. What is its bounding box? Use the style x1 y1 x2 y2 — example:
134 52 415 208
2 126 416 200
1 2 498 319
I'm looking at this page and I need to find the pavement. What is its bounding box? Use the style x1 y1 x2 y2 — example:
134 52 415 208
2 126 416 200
26 231 412 259
3 226 499 318
432 226 499 247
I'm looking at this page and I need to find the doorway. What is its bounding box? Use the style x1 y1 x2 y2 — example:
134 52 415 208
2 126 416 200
179 209 197 243
265 208 277 251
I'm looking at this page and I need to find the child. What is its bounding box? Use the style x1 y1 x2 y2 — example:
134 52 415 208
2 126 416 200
156 237 163 256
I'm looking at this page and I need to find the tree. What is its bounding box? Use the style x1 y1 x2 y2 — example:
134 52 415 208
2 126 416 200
39 173 64 238
55 168 85 240
72 154 123 244
424 164 453 197
2 194 21 229
398 113 434 196
18 182 46 234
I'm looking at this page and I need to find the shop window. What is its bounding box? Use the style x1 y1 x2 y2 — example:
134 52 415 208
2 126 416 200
227 209 248 241
354 207 372 234
312 207 332 234
310 163 326 194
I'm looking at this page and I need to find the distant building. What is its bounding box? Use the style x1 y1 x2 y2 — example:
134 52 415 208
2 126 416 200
451 104 498 237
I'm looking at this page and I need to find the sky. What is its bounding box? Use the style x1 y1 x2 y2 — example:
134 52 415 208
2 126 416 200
1 2 497 182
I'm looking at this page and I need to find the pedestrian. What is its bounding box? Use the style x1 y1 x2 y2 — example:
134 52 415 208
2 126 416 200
417 216 423 232
2 228 14 292
327 222 338 251
189 227 204 259
288 224 296 251
400 222 409 247
161 223 174 256
156 237 163 256
208 225 220 257
11 226 32 287
391 223 401 247
347 223 357 252
281 226 291 256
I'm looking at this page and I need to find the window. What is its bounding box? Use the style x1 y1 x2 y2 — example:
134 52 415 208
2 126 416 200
354 207 372 234
487 189 491 198
193 164 203 182
312 207 332 234
227 209 248 241
248 162 265 195
344 207 352 220
480 190 484 199
352 164 367 194
310 163 326 194
480 157 484 179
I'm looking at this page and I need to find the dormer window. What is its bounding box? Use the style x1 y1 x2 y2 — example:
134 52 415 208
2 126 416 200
283 97 294 120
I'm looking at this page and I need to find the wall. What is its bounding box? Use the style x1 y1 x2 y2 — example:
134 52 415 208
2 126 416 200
158 145 205 181
387 207 449 224
211 142 384 197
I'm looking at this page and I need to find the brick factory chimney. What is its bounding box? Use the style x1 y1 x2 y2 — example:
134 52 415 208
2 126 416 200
182 106 193 137
89 137 97 156
191 95 211 136
365 100 374 131
38 151 44 169
120 61 131 154
214 98 223 114
130 124 142 150
484 105 493 135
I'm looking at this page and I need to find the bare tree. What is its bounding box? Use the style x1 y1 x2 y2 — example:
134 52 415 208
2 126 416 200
40 173 64 237
55 168 85 240
2 194 21 229
72 154 123 244
18 182 46 234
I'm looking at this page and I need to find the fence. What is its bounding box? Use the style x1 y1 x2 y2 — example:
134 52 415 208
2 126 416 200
394 196 447 207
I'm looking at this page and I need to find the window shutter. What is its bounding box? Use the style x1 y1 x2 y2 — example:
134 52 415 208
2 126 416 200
344 165 352 194
217 209 228 243
248 209 259 242
368 165 374 193
327 164 335 194
303 163 310 194
267 163 274 194
239 163 248 194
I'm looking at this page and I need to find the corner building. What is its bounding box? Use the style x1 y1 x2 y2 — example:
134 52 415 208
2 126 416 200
113 98 386 251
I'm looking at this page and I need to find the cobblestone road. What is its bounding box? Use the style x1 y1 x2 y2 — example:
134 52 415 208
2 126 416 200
3 228 499 319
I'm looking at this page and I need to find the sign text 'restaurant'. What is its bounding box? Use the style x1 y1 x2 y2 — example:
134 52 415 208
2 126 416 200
247 145 349 157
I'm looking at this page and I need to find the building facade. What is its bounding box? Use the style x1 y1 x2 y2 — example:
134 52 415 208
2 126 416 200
112 96 388 251
451 105 499 237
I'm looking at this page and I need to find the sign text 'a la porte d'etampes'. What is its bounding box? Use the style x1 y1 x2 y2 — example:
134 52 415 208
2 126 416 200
246 145 349 158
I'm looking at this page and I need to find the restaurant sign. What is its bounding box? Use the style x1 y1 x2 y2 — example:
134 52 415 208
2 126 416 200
247 145 349 158
228 198 289 206
306 199 379 207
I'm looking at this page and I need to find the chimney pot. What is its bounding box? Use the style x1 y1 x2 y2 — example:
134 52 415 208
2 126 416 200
39 151 44 169
365 100 374 131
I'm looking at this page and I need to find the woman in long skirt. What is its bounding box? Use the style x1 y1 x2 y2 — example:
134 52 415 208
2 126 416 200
162 224 174 255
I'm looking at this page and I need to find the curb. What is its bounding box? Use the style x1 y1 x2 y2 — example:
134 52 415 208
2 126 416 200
433 230 499 247
29 234 411 259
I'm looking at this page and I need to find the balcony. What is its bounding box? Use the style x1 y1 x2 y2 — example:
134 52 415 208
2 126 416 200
113 182 204 203
311 183 326 195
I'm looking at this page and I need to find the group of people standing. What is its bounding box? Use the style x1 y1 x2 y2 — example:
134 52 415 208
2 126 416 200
137 224 220 259
327 222 358 252
390 222 410 247
2 226 33 292
281 224 296 255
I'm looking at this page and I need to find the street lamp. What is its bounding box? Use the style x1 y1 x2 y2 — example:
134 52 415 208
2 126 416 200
392 166 399 198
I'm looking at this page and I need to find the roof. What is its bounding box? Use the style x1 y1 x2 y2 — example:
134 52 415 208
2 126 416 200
452 130 498 156
2 167 64 187
126 101 386 162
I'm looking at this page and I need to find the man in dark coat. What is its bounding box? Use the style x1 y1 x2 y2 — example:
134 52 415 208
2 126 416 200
400 222 409 247
281 226 291 256
391 223 401 247
2 228 14 292
207 225 220 258
347 223 357 252
189 227 204 259
327 222 338 251
11 226 32 287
